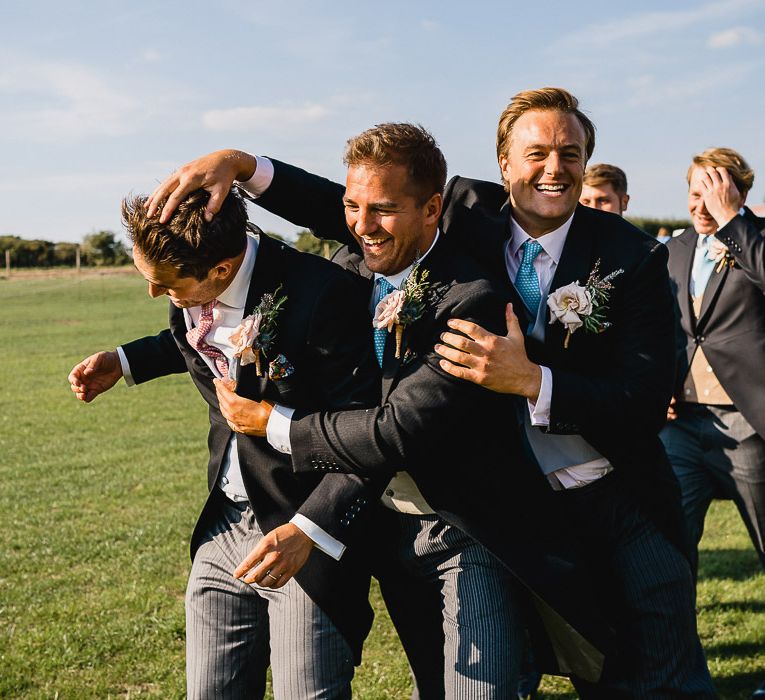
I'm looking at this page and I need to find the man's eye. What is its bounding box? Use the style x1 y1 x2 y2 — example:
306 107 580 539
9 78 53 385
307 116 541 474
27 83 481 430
344 203 359 211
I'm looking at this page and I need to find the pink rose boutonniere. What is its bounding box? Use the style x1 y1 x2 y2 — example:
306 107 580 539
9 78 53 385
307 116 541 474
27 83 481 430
229 286 287 381
708 237 734 273
547 259 623 349
373 264 431 358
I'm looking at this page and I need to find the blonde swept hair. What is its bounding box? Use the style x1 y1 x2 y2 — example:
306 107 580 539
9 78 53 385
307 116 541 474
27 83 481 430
687 147 754 195
496 88 596 177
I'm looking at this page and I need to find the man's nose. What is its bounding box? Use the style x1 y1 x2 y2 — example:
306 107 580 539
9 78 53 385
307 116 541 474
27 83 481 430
354 209 379 237
148 283 165 298
544 152 563 175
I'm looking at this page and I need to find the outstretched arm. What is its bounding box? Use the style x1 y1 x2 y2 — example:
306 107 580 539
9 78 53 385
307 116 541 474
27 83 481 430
144 149 353 248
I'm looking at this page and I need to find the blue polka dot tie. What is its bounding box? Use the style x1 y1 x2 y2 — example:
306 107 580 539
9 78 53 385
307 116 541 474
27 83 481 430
374 278 396 367
515 240 543 318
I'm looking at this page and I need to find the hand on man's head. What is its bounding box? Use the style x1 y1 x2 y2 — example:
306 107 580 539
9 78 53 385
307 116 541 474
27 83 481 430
145 149 258 224
700 166 744 229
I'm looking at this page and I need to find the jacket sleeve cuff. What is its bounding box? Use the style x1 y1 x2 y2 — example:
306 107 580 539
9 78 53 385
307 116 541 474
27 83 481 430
116 346 135 387
266 404 295 454
290 514 346 560
238 156 275 196
527 365 552 426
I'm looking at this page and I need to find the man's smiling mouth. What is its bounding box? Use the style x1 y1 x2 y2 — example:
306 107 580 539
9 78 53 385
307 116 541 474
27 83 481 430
535 183 567 195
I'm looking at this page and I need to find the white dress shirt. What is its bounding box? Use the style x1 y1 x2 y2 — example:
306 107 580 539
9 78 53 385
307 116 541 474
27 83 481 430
118 232 345 559
506 216 612 489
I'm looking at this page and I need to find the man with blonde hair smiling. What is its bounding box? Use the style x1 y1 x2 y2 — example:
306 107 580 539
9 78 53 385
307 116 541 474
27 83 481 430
662 146 765 586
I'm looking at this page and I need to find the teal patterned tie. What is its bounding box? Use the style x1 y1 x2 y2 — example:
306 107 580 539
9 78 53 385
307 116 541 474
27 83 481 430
515 240 543 318
373 278 395 367
691 235 716 297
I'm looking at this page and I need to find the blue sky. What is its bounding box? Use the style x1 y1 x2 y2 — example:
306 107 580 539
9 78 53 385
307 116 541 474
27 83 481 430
1 0 764 242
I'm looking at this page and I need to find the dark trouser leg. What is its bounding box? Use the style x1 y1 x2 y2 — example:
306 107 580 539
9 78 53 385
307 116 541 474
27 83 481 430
558 473 717 699
661 412 715 578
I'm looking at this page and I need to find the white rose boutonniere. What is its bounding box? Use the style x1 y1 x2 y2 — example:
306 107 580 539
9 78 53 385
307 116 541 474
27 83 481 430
547 259 623 349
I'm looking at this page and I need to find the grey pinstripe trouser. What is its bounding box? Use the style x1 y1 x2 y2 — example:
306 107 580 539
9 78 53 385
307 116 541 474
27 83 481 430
379 511 523 700
559 471 717 699
185 496 354 700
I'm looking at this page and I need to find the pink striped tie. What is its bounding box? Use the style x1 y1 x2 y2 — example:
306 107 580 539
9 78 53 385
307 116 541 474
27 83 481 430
186 301 229 378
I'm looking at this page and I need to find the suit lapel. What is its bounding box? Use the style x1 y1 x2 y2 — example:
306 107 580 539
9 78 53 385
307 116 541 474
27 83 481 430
544 207 598 352
696 262 727 329
380 331 401 402
235 233 288 400
676 229 697 333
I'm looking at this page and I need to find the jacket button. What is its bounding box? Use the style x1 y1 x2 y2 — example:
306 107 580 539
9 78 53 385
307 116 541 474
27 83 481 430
385 489 394 497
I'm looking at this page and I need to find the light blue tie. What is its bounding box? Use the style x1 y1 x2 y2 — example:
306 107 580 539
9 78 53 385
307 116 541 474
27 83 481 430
515 240 543 318
691 235 716 297
373 278 395 366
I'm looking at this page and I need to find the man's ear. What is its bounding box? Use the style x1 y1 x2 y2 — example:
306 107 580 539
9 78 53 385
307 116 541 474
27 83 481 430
424 192 443 225
210 258 236 282
621 194 630 214
499 155 511 183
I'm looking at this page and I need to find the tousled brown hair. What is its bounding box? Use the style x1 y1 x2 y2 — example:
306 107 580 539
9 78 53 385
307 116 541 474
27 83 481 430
584 163 628 196
687 147 754 195
122 188 248 280
343 123 447 204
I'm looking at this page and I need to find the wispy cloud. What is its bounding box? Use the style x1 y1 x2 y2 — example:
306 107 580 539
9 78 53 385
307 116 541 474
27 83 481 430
201 102 331 131
141 48 162 62
707 26 764 48
0 59 143 140
560 0 761 48
625 63 752 107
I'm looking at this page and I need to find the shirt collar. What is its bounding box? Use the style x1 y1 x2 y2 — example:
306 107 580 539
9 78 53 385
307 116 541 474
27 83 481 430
374 229 441 289
508 214 573 265
216 232 259 309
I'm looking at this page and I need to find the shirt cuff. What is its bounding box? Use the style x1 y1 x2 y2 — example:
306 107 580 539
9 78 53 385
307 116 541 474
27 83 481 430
266 404 295 454
116 346 135 387
238 156 275 197
527 365 552 426
290 514 346 561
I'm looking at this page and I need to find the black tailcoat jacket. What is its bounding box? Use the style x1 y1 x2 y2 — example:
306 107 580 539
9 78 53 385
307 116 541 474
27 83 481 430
666 208 765 436
440 177 687 558
120 233 385 663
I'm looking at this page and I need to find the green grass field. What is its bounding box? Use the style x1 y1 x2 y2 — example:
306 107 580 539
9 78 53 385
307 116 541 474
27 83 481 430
1 269 763 698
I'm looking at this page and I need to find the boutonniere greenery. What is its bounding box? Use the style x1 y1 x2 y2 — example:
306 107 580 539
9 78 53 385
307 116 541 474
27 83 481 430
229 286 287 378
547 259 623 349
708 237 735 272
373 264 431 359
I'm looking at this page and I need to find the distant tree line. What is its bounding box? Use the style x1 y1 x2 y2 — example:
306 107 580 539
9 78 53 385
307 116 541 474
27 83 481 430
627 217 691 237
1 231 131 268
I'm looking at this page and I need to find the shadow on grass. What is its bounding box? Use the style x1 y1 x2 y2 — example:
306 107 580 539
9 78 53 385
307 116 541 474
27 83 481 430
699 600 765 614
705 639 765 660
698 548 763 581
713 669 765 700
